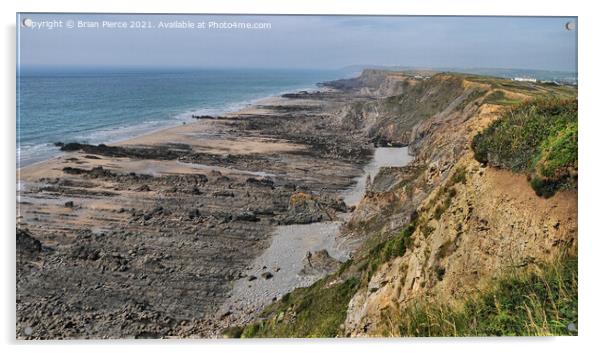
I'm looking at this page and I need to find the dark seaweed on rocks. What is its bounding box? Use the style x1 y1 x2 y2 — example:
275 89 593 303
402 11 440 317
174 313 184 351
60 142 184 160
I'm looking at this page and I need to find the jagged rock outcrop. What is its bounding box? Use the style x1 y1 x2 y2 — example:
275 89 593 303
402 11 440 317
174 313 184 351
299 250 341 276
328 73 483 147
278 192 347 225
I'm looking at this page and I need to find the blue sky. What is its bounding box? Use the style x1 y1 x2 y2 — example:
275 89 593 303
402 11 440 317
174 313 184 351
17 14 577 72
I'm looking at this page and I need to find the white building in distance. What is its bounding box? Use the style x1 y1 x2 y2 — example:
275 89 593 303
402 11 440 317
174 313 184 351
513 77 537 82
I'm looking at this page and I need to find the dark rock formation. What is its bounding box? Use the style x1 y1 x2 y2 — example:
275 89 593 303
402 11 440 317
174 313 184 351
16 228 42 259
299 250 341 276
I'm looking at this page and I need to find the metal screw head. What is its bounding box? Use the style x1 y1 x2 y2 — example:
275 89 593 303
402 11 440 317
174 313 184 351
565 21 576 31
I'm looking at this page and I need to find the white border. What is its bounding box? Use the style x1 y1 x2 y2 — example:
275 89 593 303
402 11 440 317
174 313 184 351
2 1 600 353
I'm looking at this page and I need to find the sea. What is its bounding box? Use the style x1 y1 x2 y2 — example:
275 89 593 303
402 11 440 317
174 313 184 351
16 68 344 167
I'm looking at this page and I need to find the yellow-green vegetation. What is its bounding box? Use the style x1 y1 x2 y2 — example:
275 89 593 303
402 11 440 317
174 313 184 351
433 187 455 220
364 222 415 277
449 166 467 185
471 98 577 197
428 166 467 221
240 276 360 338
464 75 577 98
483 90 522 106
390 256 577 336
530 121 578 197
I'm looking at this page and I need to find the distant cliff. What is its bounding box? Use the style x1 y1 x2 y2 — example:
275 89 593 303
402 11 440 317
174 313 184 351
240 70 577 337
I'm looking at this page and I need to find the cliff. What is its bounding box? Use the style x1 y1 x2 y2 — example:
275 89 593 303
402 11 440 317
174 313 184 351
239 70 577 337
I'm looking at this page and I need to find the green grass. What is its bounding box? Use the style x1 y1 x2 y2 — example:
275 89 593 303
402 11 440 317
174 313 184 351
426 166 465 221
420 224 436 237
240 277 360 338
530 121 578 197
464 76 576 99
434 187 455 220
483 90 522 106
450 166 467 185
364 222 416 278
471 98 577 197
391 256 578 336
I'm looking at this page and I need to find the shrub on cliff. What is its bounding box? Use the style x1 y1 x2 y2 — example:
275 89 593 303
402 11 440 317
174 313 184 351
529 121 578 197
471 98 577 197
365 222 416 277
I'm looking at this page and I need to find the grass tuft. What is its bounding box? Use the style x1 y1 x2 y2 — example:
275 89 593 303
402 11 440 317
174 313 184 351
471 98 577 196
390 256 577 336
241 277 360 338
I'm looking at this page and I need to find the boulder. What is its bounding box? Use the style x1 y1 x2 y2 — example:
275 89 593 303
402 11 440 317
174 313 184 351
299 249 341 276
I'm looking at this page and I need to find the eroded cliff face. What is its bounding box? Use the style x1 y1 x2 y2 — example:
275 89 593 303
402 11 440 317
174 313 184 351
333 73 481 147
345 156 577 336
237 70 577 338
323 69 410 97
340 74 577 336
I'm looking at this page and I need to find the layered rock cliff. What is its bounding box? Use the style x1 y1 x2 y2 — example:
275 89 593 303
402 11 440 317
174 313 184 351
344 72 577 336
240 70 577 338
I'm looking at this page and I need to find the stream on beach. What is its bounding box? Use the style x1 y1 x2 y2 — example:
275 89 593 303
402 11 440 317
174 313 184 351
221 147 412 321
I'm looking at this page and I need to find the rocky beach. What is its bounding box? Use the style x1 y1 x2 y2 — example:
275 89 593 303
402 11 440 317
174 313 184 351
16 69 578 339
16 75 411 338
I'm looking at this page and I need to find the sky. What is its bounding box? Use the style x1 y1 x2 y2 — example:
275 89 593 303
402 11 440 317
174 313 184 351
17 14 578 72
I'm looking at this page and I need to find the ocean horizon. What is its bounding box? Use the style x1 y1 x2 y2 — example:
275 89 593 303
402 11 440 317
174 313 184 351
16 68 344 167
